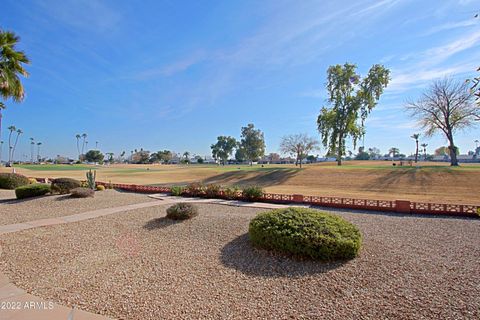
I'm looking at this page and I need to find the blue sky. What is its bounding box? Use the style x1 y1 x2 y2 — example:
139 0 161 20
1 0 479 160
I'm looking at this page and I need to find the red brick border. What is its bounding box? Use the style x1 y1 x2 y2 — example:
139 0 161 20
34 178 480 218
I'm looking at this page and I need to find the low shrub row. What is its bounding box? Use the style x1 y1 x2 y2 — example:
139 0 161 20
0 173 30 189
51 178 82 194
170 183 263 201
15 183 51 199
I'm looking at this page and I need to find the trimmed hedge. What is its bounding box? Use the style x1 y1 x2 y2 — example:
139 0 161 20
0 173 30 189
51 178 81 194
70 187 95 198
15 184 51 199
249 207 362 260
166 203 198 220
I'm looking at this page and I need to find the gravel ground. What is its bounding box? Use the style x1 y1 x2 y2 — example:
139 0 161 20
0 189 155 225
0 203 479 319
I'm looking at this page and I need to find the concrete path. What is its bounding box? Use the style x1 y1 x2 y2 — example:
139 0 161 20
0 194 304 319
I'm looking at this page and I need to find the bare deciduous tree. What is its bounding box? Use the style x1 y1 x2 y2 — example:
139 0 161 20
406 78 479 166
279 134 319 168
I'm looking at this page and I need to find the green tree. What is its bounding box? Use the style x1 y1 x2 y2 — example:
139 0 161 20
85 150 104 163
354 146 370 160
317 63 390 165
406 78 478 166
210 136 237 165
411 133 420 163
234 146 246 163
240 123 265 165
0 30 29 154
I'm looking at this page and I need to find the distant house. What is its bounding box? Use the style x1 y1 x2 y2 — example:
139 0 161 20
317 157 337 162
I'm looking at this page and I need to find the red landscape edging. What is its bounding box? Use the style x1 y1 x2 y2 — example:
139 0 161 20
100 181 479 218
34 178 479 218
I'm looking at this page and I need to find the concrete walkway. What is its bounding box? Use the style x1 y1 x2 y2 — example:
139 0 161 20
0 194 303 319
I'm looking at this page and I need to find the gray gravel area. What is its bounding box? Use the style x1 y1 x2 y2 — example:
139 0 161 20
0 203 479 319
0 189 155 225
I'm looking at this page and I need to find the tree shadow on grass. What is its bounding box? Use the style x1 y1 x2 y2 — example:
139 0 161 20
220 233 347 278
202 168 300 187
143 217 182 230
361 168 434 194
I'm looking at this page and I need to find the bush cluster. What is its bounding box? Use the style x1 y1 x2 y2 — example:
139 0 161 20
166 203 198 220
242 185 264 201
70 187 95 198
223 186 240 200
0 173 30 189
204 184 221 198
170 185 185 196
96 185 105 191
15 184 51 199
249 207 362 260
51 178 81 194
185 182 205 197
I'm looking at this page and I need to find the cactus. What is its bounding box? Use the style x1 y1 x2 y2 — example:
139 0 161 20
86 169 96 190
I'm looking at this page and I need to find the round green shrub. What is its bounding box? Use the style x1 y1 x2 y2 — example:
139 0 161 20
249 208 362 261
70 187 95 198
166 203 198 220
15 184 51 199
51 178 81 194
0 173 30 189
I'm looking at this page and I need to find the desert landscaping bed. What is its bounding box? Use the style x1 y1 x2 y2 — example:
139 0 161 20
0 203 479 319
0 189 155 225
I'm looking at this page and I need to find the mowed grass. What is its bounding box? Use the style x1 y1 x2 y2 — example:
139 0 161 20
3 161 480 204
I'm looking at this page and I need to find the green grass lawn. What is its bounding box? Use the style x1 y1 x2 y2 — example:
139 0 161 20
13 164 100 171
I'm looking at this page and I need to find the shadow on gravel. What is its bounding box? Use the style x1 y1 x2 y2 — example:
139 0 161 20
143 217 182 230
0 195 50 204
220 234 346 278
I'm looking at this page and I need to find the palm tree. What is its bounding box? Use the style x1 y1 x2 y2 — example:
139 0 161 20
0 30 29 96
11 128 22 163
1 30 29 157
30 137 35 163
81 133 87 155
75 134 81 158
7 125 15 164
389 147 399 158
95 141 99 149
411 133 420 163
0 140 3 164
421 143 428 161
36 142 42 162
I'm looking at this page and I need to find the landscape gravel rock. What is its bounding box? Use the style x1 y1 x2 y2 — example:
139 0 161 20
0 203 479 319
0 189 154 225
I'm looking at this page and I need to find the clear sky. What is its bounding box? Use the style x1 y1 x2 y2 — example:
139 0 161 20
1 0 479 161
